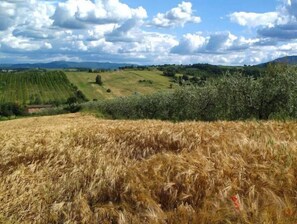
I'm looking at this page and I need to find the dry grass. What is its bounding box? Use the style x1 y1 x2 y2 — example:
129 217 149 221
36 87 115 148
0 114 296 223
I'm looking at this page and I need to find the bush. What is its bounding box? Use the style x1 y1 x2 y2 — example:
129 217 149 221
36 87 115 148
138 80 153 84
64 96 81 113
95 75 102 85
163 68 176 77
0 103 25 117
34 106 67 116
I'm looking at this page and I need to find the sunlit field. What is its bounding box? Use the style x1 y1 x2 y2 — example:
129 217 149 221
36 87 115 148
0 114 296 223
66 70 174 100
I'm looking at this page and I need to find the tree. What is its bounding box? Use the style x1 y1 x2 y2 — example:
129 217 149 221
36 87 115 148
76 90 88 102
257 64 292 119
0 103 25 117
95 75 102 85
182 74 189 81
66 96 78 105
65 96 81 113
163 67 176 77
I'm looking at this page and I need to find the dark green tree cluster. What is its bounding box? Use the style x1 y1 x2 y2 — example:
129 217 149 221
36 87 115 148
0 103 25 117
162 67 177 77
89 69 108 73
138 80 153 84
157 63 264 79
65 90 88 113
95 75 103 85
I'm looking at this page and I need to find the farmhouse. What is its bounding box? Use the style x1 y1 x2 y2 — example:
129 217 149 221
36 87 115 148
25 105 53 114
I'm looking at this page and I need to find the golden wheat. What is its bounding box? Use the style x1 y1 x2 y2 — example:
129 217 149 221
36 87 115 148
0 114 296 223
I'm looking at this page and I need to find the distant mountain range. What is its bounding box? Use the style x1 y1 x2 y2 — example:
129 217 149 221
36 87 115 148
0 61 133 70
270 56 297 64
1 56 297 70
258 56 297 67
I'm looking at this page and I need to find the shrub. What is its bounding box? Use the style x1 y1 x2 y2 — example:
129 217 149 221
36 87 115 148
65 96 81 113
95 75 102 85
75 90 88 102
163 67 176 77
0 103 25 117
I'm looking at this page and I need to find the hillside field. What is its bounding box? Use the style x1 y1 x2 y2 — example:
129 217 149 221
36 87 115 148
0 114 296 223
65 69 174 100
0 70 75 105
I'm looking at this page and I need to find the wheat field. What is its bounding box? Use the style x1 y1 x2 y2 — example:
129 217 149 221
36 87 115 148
0 114 296 223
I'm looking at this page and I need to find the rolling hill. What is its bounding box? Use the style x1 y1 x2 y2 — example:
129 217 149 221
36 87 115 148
0 68 175 107
257 55 297 67
0 70 76 105
272 55 297 64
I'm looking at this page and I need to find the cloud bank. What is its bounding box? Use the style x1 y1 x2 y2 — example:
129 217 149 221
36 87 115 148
0 0 297 65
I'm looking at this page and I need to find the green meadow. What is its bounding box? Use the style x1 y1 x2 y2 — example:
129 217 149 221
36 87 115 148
65 69 175 100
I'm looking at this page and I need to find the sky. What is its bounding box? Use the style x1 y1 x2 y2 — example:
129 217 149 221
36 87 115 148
1 0 297 65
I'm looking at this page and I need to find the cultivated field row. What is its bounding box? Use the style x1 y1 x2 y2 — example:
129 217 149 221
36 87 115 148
0 70 75 104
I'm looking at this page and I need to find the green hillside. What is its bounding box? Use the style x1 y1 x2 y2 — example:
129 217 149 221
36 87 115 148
0 70 76 105
66 69 175 100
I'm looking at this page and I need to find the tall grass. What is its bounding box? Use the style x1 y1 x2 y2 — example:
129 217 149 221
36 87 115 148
0 114 296 223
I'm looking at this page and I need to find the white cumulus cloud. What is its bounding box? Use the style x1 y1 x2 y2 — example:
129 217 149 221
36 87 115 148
151 2 201 28
171 33 206 54
52 0 147 29
229 0 297 40
171 32 255 55
2 0 297 66
229 12 279 27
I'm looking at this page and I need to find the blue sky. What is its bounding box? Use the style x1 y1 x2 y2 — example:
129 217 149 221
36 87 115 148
0 0 297 65
127 0 277 35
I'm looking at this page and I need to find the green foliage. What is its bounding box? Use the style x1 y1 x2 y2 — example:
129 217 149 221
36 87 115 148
65 96 81 113
75 90 88 102
95 75 102 85
138 79 153 84
0 103 25 117
163 67 176 77
29 94 42 104
66 96 78 105
182 74 189 81
120 63 264 81
64 90 88 113
189 76 206 86
158 63 263 80
258 64 296 119
84 66 297 121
